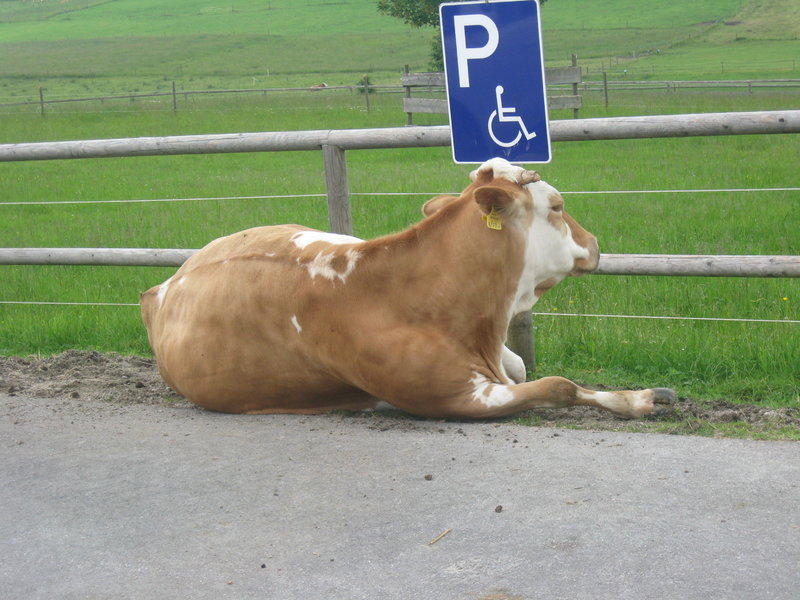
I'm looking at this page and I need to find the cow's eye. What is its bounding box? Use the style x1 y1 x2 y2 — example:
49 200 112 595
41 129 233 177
550 203 563 213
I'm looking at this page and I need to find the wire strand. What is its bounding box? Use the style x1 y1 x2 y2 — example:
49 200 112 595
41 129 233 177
0 300 796 324
0 188 797 206
532 312 799 324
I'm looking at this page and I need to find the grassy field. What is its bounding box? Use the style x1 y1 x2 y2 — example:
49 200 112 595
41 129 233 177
0 0 797 104
1 88 798 409
0 0 798 413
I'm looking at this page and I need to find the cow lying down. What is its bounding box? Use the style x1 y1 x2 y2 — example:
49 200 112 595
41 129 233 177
141 158 674 419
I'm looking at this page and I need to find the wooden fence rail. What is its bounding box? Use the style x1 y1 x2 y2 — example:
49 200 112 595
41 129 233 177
2 249 798 278
588 78 800 92
2 78 797 112
0 83 392 112
2 111 797 162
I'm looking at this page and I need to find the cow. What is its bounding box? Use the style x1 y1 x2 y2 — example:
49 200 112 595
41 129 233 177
141 157 674 419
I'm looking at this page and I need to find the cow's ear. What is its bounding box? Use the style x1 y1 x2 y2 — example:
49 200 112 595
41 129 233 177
422 195 459 217
473 185 515 216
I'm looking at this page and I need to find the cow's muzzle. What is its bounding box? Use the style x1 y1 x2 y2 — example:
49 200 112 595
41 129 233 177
570 235 600 276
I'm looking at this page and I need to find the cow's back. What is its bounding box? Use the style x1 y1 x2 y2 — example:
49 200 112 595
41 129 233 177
141 224 373 413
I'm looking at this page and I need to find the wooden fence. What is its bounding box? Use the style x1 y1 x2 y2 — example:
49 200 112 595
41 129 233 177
3 77 797 117
0 82 385 115
402 56 582 124
2 109 799 368
590 78 800 92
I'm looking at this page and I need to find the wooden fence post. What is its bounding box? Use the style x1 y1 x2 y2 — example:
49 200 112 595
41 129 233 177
39 87 45 117
571 54 580 119
321 144 353 235
403 64 413 126
172 81 178 112
362 76 371 113
507 311 535 373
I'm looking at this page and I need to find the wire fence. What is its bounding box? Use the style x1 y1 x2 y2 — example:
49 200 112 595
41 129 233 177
0 301 796 325
2 113 798 368
2 187 798 206
2 186 797 325
2 77 798 115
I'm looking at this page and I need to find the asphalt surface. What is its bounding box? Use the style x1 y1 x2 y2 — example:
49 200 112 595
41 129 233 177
2 393 799 600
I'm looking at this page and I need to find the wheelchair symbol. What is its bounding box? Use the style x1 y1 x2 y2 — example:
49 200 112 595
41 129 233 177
488 85 537 148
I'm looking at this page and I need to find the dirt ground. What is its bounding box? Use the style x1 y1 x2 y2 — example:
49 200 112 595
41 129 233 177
1 350 798 434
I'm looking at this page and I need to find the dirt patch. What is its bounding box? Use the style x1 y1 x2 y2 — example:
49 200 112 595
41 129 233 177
1 351 798 435
0 350 190 408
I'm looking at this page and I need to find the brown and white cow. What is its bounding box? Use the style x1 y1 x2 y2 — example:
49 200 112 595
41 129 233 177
141 158 674 419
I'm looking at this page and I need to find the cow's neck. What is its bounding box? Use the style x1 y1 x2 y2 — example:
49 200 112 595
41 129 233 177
361 198 526 349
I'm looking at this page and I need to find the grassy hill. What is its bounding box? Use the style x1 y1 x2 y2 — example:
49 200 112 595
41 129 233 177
0 0 797 100
0 0 432 100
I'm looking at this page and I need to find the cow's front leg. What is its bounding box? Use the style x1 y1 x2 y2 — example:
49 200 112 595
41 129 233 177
501 346 527 384
461 375 675 419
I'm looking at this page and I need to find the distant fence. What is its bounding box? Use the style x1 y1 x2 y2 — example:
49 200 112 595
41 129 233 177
0 81 390 115
402 56 582 124
1 109 799 368
588 78 800 92
592 77 800 108
3 76 798 117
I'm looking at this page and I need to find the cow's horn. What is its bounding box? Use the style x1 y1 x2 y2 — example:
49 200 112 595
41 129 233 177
520 170 541 184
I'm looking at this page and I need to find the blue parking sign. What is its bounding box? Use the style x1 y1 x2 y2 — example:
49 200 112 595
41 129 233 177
440 0 551 164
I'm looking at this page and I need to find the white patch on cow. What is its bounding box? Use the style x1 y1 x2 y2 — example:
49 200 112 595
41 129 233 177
509 180 592 316
470 372 515 408
177 276 186 285
577 389 653 417
290 314 302 334
501 346 526 384
291 230 362 249
156 277 172 307
470 157 526 184
372 401 396 411
302 248 361 283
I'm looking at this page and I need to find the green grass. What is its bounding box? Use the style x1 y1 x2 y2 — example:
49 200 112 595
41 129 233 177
0 0 798 415
0 0 797 104
0 89 798 411
542 0 800 79
0 0 433 100
512 412 800 441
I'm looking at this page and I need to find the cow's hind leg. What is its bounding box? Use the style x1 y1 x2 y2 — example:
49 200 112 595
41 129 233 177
460 375 675 419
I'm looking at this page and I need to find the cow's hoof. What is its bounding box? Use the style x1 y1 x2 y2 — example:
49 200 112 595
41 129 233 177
649 387 676 415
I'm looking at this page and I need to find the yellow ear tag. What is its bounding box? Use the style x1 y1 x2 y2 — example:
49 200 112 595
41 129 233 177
483 206 503 231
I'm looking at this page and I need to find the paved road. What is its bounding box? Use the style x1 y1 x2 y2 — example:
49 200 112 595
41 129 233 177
1 393 798 599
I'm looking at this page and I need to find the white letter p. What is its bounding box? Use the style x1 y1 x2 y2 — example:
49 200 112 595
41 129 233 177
453 14 499 88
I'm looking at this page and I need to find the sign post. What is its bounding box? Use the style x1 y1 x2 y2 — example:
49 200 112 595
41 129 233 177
439 0 551 164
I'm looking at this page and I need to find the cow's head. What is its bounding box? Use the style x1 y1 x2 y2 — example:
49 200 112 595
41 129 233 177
428 158 599 313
